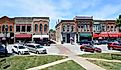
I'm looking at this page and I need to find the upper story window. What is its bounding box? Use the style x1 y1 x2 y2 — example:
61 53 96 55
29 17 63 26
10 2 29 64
16 26 20 32
0 26 1 32
2 25 5 32
27 26 31 32
21 26 25 32
44 24 48 32
71 26 74 32
63 26 65 31
10 26 13 31
35 24 38 32
40 24 42 32
67 25 69 32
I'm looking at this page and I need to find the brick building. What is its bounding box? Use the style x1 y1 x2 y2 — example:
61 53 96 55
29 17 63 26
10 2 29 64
0 16 14 44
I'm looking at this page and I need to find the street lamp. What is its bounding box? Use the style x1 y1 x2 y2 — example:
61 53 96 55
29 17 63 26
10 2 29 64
4 25 8 56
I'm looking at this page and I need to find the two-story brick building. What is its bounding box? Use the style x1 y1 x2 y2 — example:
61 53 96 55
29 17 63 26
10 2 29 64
0 16 14 44
74 16 93 42
14 17 33 42
32 17 49 42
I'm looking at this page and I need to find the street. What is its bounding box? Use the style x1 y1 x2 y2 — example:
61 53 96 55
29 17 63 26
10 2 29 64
6 43 120 56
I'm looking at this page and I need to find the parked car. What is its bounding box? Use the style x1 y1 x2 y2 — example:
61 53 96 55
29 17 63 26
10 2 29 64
80 41 93 45
26 43 47 54
36 40 50 46
107 42 121 50
12 44 29 55
80 45 102 53
0 44 7 55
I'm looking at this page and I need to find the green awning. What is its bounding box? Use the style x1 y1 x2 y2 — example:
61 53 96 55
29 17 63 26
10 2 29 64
80 33 92 37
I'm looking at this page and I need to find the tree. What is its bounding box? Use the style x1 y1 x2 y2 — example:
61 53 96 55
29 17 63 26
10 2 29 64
116 15 121 32
49 29 56 33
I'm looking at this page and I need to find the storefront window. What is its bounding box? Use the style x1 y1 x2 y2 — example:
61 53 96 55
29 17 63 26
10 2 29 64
27 26 31 32
16 26 20 32
21 26 25 32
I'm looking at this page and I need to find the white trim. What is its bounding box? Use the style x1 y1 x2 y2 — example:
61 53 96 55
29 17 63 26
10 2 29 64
33 35 49 38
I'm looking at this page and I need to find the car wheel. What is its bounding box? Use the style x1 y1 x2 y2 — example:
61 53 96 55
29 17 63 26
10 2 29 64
12 49 14 53
18 52 21 55
110 47 113 50
36 51 39 54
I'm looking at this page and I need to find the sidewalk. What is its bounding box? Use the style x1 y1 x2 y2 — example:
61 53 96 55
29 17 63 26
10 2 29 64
84 57 121 63
56 44 106 70
69 55 106 70
26 58 71 70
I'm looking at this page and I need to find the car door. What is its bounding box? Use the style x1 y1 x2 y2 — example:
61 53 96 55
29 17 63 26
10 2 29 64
113 43 119 49
13 46 18 53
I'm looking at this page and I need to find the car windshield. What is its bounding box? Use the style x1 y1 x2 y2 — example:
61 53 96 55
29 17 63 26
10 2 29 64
0 45 4 49
80 41 92 45
19 46 25 49
36 45 43 48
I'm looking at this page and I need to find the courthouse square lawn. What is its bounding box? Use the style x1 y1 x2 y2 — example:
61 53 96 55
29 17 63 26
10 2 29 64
88 60 121 70
0 55 67 70
80 53 121 60
42 60 85 70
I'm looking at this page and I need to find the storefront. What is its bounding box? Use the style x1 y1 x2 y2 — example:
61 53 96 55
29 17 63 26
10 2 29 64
93 32 119 41
79 32 92 42
62 32 76 43
15 34 32 43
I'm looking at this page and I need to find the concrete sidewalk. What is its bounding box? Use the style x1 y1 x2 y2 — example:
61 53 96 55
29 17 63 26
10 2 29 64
26 58 71 70
69 55 106 70
84 57 121 63
57 44 106 70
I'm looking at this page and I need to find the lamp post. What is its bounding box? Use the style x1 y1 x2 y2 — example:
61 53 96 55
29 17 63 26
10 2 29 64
4 25 8 56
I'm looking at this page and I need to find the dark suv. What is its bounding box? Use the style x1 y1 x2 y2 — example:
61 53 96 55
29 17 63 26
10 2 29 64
0 45 7 55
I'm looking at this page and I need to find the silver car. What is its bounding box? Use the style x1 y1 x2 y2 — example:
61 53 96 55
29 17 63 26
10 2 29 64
26 43 47 54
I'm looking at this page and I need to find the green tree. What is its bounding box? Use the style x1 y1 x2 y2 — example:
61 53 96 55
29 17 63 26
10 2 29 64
116 15 121 32
49 29 56 33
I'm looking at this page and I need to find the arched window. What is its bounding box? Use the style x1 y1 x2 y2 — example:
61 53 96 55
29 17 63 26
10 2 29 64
71 26 73 32
40 24 42 32
35 24 38 32
2 25 5 32
5 25 8 32
10 26 13 31
63 26 65 31
44 24 48 32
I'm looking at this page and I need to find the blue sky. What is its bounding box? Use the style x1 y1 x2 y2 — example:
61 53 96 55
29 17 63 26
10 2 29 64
0 0 121 29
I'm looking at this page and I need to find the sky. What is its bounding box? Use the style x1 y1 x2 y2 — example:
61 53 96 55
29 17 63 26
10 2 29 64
0 0 121 29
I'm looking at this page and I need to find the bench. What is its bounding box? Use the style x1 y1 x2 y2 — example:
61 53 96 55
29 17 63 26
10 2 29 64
111 53 121 59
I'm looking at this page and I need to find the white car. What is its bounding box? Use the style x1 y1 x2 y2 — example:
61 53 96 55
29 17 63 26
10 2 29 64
12 44 29 55
26 43 47 54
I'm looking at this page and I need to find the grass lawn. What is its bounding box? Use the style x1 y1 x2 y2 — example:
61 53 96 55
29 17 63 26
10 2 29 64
80 53 121 60
0 55 67 70
42 60 85 70
88 60 121 70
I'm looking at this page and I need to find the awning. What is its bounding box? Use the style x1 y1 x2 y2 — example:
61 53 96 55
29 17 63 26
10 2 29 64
99 32 119 37
93 33 99 38
33 35 49 38
80 33 92 37
15 34 32 38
